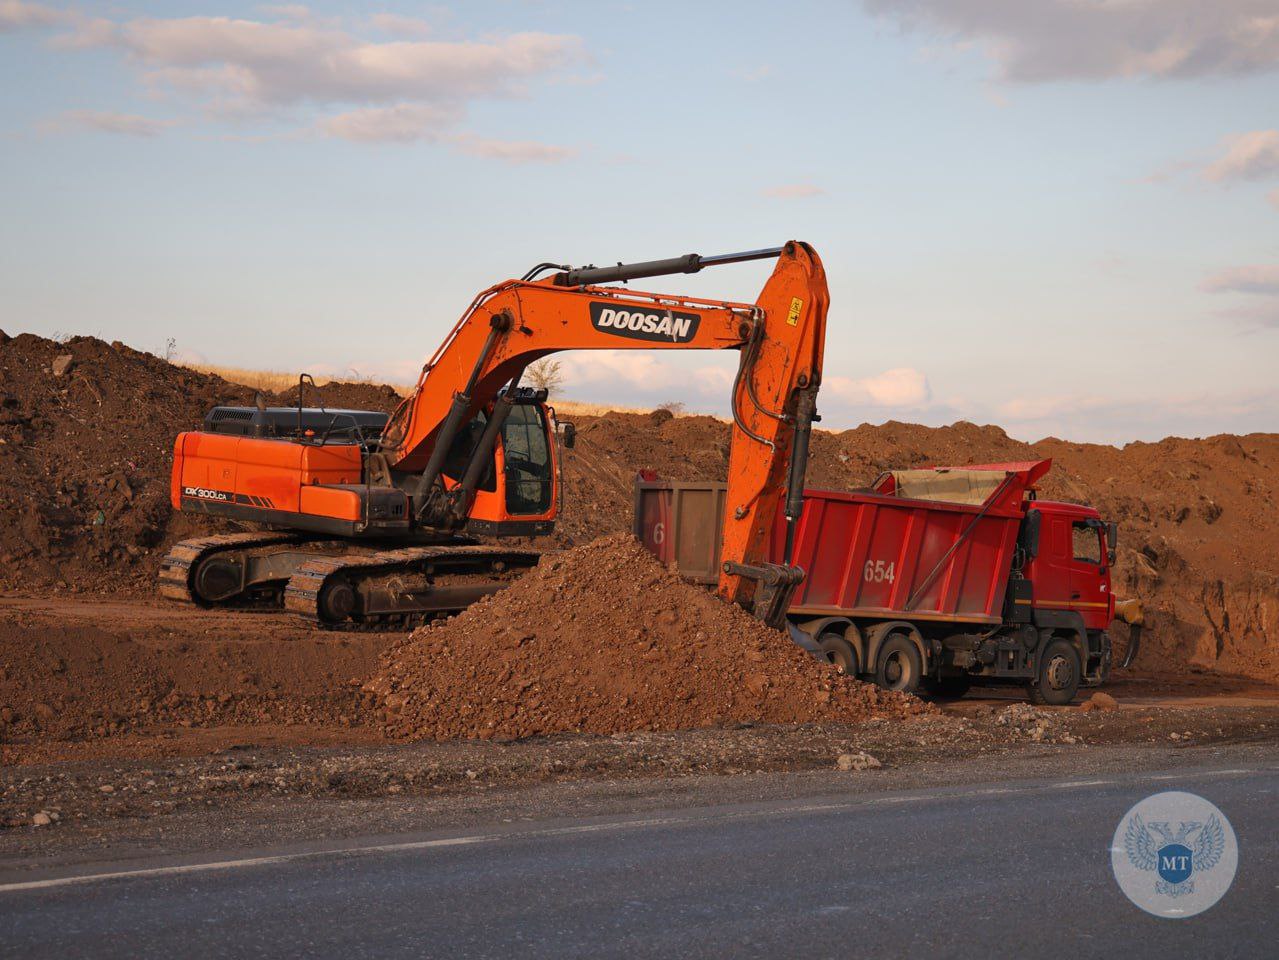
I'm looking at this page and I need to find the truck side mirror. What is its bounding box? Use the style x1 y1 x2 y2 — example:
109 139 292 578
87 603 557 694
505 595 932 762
561 422 576 449
1020 509 1041 560
1106 521 1118 566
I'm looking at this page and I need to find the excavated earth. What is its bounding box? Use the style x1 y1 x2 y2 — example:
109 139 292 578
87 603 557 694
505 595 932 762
1 331 1277 789
366 536 926 741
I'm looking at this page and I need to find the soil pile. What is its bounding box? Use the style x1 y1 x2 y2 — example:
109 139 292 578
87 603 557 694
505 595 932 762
367 535 926 741
0 332 397 593
558 414 1279 682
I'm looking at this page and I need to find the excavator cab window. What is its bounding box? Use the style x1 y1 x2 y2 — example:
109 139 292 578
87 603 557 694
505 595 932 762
501 404 553 515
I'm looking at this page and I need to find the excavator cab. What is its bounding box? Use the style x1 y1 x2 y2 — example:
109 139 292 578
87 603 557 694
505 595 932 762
437 391 558 535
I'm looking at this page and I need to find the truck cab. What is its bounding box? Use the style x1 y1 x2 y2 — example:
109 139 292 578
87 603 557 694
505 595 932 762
1019 500 1117 684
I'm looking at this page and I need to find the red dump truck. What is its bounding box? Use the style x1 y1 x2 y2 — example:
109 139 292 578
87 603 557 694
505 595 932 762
636 459 1137 704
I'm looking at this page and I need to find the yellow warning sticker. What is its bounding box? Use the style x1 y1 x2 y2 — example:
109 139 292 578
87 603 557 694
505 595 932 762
787 297 803 326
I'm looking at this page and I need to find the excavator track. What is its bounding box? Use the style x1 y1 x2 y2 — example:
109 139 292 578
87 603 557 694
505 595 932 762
283 544 541 630
158 532 316 608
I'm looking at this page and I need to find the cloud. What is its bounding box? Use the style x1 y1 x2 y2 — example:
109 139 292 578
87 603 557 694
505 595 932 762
0 0 63 30
989 385 1279 442
320 102 461 143
23 8 585 149
106 18 584 108
826 368 932 408
450 133 574 163
1202 264 1279 295
40 109 174 137
863 0 1279 82
1203 264 1279 329
317 106 572 160
762 183 825 199
559 352 732 397
1204 130 1279 182
1215 302 1279 328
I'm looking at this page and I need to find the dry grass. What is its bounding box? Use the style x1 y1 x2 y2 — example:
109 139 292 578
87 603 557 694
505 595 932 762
550 399 663 418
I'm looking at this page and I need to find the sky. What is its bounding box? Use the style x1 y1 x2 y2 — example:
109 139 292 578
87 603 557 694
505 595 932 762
1 0 1277 445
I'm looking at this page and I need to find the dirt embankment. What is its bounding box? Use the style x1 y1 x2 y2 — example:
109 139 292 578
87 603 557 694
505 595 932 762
367 536 925 741
0 331 398 594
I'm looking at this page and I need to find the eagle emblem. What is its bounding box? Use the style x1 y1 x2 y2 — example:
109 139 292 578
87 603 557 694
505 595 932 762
1124 813 1227 896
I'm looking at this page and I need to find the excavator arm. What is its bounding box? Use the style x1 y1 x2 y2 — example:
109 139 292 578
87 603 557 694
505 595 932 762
380 241 829 613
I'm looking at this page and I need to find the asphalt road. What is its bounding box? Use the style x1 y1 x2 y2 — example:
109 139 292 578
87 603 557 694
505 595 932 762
1 765 1275 959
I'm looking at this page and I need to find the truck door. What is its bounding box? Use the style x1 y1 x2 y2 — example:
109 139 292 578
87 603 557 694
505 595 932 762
1068 520 1109 630
1031 514 1074 609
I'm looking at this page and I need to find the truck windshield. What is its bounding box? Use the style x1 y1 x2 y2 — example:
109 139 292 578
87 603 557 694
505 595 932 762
502 405 552 515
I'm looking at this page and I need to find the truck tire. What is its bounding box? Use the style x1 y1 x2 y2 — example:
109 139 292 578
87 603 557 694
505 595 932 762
1028 638 1081 706
875 634 923 695
816 631 858 677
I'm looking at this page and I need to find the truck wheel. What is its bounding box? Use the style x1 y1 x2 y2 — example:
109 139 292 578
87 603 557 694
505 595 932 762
1028 639 1081 706
816 631 859 677
875 635 923 695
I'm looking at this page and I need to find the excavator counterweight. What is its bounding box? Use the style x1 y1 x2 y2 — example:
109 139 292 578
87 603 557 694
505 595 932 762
161 242 829 629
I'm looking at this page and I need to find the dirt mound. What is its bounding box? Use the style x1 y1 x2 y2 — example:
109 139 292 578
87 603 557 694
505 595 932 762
367 535 927 741
275 380 404 412
0 333 400 594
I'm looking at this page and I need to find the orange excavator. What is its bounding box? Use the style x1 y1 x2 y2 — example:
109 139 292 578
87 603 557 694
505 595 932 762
160 242 828 629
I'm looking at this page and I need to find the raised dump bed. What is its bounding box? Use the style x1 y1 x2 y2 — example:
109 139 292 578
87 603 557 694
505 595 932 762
636 461 1049 624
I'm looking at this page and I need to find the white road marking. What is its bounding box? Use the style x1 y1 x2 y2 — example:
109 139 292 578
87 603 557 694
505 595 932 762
0 767 1264 895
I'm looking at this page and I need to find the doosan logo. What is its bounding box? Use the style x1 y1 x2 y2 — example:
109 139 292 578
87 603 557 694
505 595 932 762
589 302 700 343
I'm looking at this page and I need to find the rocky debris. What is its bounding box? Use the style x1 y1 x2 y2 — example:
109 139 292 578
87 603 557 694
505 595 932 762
993 703 1081 744
4 705 1271 836
368 535 929 741
835 750 881 771
30 811 54 827
50 354 74 377
1081 691 1119 713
